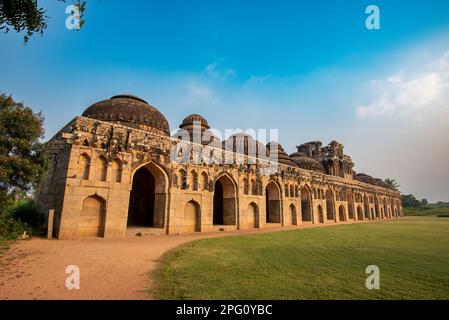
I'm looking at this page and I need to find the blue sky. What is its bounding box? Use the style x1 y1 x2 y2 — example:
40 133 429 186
1 0 449 201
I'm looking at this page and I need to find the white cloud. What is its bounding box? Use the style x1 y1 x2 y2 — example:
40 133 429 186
357 51 449 119
186 81 218 105
205 60 236 81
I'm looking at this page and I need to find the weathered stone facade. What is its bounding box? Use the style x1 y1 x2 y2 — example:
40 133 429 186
35 95 403 240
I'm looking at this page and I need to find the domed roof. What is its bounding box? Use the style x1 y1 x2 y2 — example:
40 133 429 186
180 114 210 129
223 133 268 157
267 142 298 167
289 151 324 172
82 95 170 135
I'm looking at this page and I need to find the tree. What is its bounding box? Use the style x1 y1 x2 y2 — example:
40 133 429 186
421 199 428 206
0 0 86 43
401 194 421 208
384 178 400 191
0 94 48 211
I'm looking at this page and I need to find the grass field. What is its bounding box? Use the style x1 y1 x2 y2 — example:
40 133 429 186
153 216 449 300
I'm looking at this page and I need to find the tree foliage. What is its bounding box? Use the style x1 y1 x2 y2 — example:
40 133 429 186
384 178 400 191
0 94 48 210
0 0 86 43
401 194 422 208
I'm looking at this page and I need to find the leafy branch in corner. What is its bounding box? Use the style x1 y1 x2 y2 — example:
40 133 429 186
0 0 87 43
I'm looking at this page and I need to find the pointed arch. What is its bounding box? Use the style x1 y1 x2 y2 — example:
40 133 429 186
201 171 209 191
79 153 90 180
290 203 297 225
190 170 199 191
178 169 187 189
317 205 324 223
245 202 259 229
338 205 346 222
266 180 282 223
301 185 313 223
250 179 257 195
183 200 201 233
128 161 169 228
357 206 363 220
77 195 106 238
374 196 380 218
97 155 108 182
325 190 335 221
213 173 237 226
346 192 355 220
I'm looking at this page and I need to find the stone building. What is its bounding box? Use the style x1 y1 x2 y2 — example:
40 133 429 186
35 94 403 240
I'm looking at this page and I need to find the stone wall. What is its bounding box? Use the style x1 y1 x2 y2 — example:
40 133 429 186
35 116 403 240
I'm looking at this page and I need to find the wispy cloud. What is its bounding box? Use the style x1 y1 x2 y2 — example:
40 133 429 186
205 59 236 81
186 80 219 105
356 51 449 119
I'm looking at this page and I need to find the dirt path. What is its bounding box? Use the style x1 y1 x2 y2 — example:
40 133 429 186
0 221 372 300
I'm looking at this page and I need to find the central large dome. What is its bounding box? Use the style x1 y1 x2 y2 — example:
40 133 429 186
82 94 170 135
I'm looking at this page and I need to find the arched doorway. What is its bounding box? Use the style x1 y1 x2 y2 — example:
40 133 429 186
318 205 324 223
347 193 355 220
213 175 236 225
301 187 312 223
77 195 105 238
363 196 370 220
383 198 388 219
290 204 297 225
266 181 281 223
339 205 346 222
357 206 363 220
245 202 259 229
183 201 201 233
374 196 380 219
325 190 335 221
128 163 167 228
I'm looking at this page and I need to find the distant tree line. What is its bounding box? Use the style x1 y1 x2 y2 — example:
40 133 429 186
401 194 449 208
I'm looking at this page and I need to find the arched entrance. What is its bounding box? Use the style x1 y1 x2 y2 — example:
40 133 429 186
325 190 335 221
245 202 259 229
347 193 355 220
266 181 281 223
213 175 236 225
339 205 346 222
301 186 312 223
128 163 167 228
318 205 324 223
183 201 201 233
363 196 370 220
290 204 297 225
374 196 380 219
357 206 363 220
77 195 105 238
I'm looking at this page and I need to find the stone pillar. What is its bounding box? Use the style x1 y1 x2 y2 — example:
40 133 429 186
47 209 55 239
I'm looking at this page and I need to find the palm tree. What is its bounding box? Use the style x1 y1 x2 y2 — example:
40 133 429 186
384 178 400 191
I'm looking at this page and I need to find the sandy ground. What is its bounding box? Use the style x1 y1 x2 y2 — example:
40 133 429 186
0 221 368 300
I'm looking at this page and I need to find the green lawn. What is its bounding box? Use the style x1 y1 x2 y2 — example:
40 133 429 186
152 216 449 300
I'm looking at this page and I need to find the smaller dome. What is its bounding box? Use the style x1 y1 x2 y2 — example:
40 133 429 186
289 152 323 172
223 133 268 157
180 114 210 129
175 113 217 145
267 142 298 167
